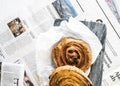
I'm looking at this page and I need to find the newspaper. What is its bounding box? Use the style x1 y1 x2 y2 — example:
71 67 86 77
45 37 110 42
95 0 120 85
70 0 120 85
0 15 39 85
0 0 120 85
0 62 34 86
0 1 60 86
102 66 120 86
1 62 24 86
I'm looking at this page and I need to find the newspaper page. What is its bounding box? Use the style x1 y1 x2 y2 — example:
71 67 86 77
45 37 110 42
102 66 120 86
0 0 60 61
1 62 24 86
68 0 120 85
0 14 39 86
0 17 38 85
96 0 120 85
0 1 60 86
0 58 36 86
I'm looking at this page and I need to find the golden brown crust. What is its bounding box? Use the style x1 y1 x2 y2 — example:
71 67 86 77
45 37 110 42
49 65 93 86
52 37 92 72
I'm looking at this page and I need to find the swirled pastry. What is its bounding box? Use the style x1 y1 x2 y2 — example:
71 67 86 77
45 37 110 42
49 65 93 86
52 37 92 72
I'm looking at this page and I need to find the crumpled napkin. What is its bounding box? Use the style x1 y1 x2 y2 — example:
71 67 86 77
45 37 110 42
35 17 102 85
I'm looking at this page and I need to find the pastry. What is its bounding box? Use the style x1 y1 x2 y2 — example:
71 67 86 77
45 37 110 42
49 65 93 86
52 37 92 72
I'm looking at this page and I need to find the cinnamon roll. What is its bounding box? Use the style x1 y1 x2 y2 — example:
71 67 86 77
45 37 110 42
49 65 93 86
52 37 92 72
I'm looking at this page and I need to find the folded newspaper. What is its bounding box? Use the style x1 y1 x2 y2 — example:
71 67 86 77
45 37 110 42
1 62 24 86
